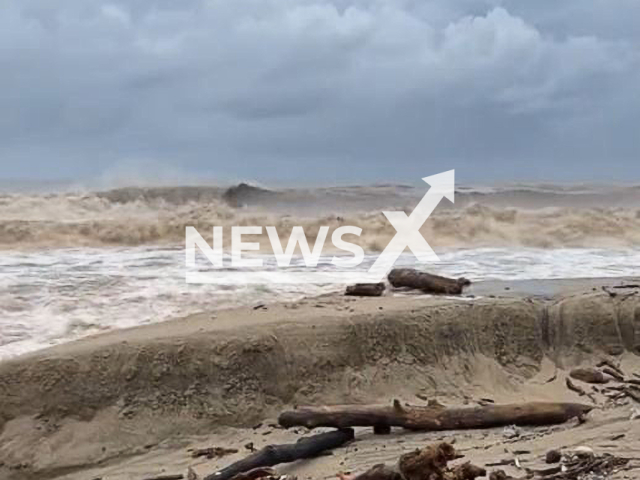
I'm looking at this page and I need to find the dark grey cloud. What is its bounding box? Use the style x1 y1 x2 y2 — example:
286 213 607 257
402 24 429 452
0 0 638 184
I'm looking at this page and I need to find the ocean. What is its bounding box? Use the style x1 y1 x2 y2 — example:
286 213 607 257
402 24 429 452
1 182 640 359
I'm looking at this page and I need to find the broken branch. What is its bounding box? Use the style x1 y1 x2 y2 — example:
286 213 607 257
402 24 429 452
203 429 354 480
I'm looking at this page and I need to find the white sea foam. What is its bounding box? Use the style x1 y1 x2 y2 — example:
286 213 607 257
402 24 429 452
2 246 640 359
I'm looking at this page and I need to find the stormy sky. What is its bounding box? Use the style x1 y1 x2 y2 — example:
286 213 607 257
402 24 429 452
1 0 639 185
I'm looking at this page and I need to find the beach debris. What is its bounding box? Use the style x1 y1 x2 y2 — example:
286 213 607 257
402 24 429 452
527 449 630 479
142 475 184 480
400 443 483 480
485 459 515 467
348 442 483 480
630 407 640 420
565 378 597 403
344 463 402 480
345 283 386 297
387 268 470 295
227 467 276 480
202 429 354 480
188 467 199 480
624 387 640 403
602 367 625 382
278 399 593 432
596 358 625 377
502 425 520 439
545 450 562 464
569 368 608 384
189 447 239 459
488 471 518 480
572 446 594 458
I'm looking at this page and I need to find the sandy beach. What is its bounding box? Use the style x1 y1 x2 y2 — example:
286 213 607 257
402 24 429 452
2 277 639 480
4 1 640 479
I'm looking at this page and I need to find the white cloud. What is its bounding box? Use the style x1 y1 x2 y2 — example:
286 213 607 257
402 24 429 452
0 0 638 181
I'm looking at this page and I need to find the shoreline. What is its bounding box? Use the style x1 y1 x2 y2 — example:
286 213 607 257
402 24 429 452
1 277 639 479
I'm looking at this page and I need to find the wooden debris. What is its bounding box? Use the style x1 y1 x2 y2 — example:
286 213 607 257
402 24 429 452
228 467 276 480
400 443 484 480
529 452 629 479
447 462 486 480
602 367 625 382
596 359 625 378
488 471 517 480
565 377 598 404
350 464 403 480
387 269 470 295
202 429 354 480
625 387 640 403
143 475 184 480
278 400 592 431
545 450 562 464
569 368 608 384
345 283 386 297
348 442 483 480
190 447 238 459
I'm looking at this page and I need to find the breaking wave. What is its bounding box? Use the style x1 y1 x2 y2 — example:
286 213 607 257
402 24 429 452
1 184 640 250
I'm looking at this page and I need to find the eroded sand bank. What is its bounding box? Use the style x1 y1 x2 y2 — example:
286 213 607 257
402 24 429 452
1 278 640 480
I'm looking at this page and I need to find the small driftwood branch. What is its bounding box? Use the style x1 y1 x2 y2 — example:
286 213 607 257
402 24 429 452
190 447 238 459
596 359 625 378
143 475 184 480
278 400 592 431
388 268 470 294
203 429 354 480
569 368 608 384
345 283 386 297
602 367 625 382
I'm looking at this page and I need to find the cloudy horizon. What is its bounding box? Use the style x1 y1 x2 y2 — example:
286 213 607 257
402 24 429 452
1 0 639 185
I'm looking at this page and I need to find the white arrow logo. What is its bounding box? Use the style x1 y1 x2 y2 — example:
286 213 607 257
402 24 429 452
367 170 454 280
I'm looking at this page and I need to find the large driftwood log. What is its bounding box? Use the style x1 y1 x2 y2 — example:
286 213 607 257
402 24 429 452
203 429 354 480
388 268 470 294
278 400 592 431
345 283 386 297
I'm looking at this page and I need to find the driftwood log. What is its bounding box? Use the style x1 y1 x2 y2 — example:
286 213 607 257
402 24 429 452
345 283 386 297
388 268 470 294
279 400 592 431
203 429 354 480
569 368 608 384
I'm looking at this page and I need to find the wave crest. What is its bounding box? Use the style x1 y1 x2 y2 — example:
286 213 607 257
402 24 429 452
2 188 640 250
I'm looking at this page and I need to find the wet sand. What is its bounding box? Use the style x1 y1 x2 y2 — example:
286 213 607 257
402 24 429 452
1 277 640 480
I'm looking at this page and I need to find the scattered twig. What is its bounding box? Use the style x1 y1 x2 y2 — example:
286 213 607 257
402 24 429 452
143 475 184 480
190 447 239 459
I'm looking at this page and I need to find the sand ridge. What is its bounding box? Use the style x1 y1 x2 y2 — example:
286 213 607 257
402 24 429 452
1 278 639 479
